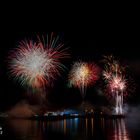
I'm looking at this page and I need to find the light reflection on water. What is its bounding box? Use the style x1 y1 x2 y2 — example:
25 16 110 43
108 119 131 140
0 117 132 140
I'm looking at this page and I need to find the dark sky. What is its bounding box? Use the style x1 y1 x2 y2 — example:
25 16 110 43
0 7 140 110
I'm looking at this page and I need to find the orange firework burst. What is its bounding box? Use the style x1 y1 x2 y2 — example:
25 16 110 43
68 61 100 98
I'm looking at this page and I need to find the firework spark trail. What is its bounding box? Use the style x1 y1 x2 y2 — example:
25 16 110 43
109 76 126 114
102 55 127 115
8 33 69 90
68 61 100 98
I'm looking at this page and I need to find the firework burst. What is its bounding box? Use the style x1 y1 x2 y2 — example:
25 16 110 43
68 61 100 98
102 55 128 115
108 76 126 92
8 33 69 89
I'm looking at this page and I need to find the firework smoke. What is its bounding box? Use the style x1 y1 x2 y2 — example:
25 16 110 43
68 61 100 98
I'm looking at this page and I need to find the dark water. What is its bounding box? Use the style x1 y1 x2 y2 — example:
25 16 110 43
0 117 140 140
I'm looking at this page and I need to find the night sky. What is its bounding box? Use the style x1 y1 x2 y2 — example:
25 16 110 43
0 8 140 111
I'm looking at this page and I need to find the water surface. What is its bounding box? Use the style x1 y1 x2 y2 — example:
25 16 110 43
0 117 139 140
